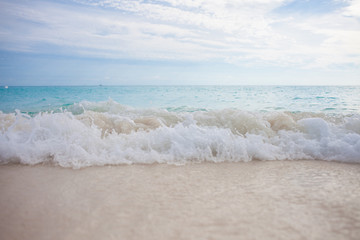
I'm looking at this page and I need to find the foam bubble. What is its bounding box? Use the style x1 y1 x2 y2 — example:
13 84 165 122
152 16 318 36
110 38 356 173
1 102 360 168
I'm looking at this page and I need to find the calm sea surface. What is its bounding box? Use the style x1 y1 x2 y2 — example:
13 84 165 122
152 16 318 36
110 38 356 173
1 85 359 114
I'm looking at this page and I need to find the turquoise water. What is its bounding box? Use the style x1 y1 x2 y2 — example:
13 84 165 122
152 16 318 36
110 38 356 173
1 85 360 168
1 86 360 114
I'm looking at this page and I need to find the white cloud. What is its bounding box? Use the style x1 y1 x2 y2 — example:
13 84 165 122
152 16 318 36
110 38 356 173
343 0 360 17
0 0 359 69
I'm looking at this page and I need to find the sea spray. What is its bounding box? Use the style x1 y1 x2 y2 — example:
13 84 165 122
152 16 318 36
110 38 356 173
1 101 359 168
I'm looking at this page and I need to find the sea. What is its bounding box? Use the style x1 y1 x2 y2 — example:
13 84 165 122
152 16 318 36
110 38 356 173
0 85 359 168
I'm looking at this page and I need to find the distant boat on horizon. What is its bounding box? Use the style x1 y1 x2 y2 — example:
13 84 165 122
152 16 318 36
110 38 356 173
4 86 8 89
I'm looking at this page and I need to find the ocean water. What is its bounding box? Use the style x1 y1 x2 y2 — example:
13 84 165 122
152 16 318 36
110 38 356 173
0 85 360 168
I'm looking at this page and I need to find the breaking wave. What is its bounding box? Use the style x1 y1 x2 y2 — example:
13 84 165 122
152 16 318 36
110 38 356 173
1 100 359 168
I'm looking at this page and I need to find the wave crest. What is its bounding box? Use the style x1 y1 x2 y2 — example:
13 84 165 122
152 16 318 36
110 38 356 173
1 101 360 168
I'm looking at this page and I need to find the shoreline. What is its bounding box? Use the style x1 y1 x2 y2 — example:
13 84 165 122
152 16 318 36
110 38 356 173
1 160 360 240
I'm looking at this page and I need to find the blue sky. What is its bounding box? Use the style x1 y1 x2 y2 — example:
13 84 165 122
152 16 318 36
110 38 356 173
0 0 359 85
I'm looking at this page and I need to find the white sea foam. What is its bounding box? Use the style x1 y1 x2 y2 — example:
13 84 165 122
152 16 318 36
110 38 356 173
0 101 359 168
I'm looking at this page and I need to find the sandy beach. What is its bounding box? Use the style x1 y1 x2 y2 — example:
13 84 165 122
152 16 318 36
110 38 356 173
1 160 360 240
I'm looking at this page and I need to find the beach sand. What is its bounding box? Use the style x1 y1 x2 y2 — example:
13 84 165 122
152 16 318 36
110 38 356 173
1 160 360 240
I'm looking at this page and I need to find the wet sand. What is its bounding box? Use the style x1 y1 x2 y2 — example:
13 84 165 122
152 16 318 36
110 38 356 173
1 160 360 240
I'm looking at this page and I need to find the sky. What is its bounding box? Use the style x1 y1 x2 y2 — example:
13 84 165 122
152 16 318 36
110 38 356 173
0 0 359 85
